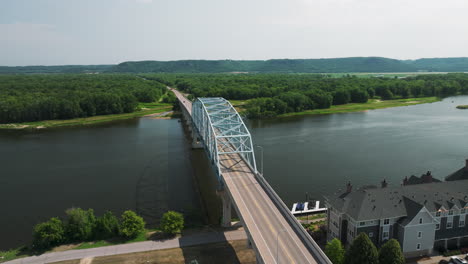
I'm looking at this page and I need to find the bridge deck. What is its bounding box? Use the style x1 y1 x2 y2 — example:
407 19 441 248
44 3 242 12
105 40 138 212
220 154 317 263
172 88 323 263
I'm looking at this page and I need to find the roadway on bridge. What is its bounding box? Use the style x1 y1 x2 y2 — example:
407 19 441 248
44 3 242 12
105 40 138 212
173 88 323 263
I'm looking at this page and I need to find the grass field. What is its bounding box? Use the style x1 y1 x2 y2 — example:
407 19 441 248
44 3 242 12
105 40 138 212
50 240 255 264
0 102 172 130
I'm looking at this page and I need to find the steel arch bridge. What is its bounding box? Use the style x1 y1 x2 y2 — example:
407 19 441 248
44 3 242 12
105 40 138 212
192 97 257 178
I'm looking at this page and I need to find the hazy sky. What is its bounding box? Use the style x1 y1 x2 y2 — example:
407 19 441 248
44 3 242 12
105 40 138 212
2 0 468 66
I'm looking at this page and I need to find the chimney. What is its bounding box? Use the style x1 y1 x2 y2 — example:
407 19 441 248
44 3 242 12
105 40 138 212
403 176 409 186
346 182 353 193
422 171 433 183
381 179 388 188
465 159 468 171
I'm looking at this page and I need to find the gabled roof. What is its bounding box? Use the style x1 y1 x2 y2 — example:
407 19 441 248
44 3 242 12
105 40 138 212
325 180 468 222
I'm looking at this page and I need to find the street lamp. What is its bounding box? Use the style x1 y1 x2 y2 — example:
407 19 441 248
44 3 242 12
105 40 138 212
256 145 264 175
276 228 287 264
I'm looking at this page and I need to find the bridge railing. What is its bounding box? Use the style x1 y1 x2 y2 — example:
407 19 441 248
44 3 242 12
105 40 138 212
254 171 332 264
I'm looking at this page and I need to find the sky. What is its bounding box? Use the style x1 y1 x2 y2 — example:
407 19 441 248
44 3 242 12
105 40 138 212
1 0 468 66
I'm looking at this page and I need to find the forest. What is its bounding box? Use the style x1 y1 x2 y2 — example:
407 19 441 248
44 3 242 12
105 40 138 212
2 73 468 123
0 74 166 123
144 73 468 118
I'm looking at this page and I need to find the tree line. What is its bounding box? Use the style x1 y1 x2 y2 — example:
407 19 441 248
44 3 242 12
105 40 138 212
32 208 184 250
143 73 468 118
0 74 166 123
326 234 405 264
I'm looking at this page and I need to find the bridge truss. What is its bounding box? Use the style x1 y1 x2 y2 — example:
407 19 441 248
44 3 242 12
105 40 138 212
192 98 257 178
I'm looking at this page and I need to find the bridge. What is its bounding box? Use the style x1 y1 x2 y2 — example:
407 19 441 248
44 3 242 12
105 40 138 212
172 88 331 264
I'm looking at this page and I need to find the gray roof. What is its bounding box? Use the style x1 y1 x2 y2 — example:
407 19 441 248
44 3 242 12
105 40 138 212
325 180 468 222
446 167 468 181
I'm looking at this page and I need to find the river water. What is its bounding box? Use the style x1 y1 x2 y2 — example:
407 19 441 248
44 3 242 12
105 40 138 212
1 96 467 250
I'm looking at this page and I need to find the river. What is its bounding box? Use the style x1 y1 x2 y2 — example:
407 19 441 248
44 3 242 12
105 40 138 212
1 96 467 250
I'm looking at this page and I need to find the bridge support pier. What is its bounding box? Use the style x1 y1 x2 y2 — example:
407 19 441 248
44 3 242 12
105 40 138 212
191 129 203 149
217 189 232 227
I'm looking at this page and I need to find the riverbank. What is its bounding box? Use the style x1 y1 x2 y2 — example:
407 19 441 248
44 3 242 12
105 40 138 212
0 102 172 130
1 228 250 264
278 97 440 117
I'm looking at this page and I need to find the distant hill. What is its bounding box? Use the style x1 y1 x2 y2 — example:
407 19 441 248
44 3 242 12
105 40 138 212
0 65 113 74
2 57 468 74
404 58 468 72
111 57 418 73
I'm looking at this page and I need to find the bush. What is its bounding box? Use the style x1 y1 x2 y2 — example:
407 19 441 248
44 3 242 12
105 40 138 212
160 211 184 235
32 217 65 249
119 210 145 239
65 208 96 242
94 211 119 240
443 249 461 257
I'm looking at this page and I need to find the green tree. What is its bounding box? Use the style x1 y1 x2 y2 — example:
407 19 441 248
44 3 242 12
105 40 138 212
379 239 405 264
333 89 351 105
119 210 145 239
94 211 120 240
32 217 65 249
325 238 345 264
65 208 96 242
381 88 394 100
345 233 378 264
160 211 184 235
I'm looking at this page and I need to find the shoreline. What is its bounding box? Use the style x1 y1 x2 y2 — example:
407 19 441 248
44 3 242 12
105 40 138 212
277 97 440 118
0 97 442 130
0 103 173 130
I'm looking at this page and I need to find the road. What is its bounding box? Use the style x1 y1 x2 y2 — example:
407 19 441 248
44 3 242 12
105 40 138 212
170 87 192 115
221 153 318 264
4 230 247 264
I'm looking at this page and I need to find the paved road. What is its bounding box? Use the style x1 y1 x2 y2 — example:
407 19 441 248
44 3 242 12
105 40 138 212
4 230 247 264
221 153 319 264
170 88 192 115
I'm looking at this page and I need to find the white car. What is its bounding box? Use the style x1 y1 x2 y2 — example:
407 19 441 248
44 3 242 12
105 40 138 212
450 256 468 264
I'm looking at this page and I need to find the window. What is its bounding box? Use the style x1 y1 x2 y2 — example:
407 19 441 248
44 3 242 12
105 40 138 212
383 231 389 239
462 209 466 214
360 221 365 226
418 231 422 238
417 243 421 250
447 221 453 229
436 223 440 230
419 218 423 224
384 219 390 225
460 219 465 227
436 211 441 217
369 232 373 237
449 210 454 216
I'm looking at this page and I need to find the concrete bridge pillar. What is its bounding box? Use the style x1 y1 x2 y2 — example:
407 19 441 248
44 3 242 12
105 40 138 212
191 129 203 149
217 189 232 227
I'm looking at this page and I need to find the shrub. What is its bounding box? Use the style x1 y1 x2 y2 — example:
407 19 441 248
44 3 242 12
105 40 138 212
65 208 96 242
32 217 65 249
119 210 145 239
94 211 119 239
160 211 184 235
